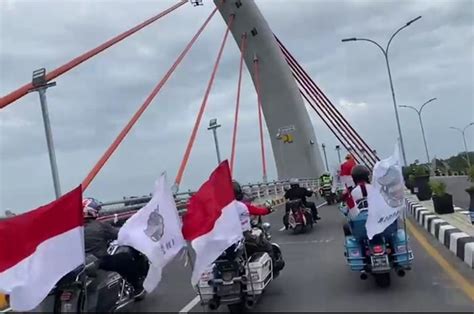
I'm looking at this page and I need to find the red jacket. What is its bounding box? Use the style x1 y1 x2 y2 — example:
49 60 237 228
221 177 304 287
340 159 356 176
244 203 271 216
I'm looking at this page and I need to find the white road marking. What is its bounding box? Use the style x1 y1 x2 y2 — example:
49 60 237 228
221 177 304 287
279 226 286 231
316 202 328 208
179 295 201 313
0 308 11 313
278 239 333 245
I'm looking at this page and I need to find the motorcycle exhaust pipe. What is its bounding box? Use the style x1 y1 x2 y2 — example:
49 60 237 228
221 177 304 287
396 269 406 277
360 271 368 280
208 298 220 310
245 297 256 309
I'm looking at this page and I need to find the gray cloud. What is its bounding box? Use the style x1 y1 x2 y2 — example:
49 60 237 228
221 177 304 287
1 0 472 213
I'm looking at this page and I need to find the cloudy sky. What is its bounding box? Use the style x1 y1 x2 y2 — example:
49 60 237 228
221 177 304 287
1 0 473 213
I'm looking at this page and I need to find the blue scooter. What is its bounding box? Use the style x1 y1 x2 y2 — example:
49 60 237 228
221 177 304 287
340 205 414 287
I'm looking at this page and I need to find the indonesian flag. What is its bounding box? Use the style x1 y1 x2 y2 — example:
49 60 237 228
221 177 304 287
182 161 243 286
117 173 186 293
0 186 84 311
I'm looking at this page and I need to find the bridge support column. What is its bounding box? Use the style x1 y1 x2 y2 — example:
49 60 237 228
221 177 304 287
215 0 325 179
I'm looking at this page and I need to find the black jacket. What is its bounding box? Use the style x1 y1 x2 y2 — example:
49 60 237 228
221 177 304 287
84 220 119 258
284 186 313 204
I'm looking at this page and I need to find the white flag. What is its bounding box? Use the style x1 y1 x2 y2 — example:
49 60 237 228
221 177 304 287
366 144 405 239
117 173 186 293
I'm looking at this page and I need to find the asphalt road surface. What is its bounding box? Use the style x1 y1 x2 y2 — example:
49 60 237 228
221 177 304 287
433 176 471 209
129 197 474 312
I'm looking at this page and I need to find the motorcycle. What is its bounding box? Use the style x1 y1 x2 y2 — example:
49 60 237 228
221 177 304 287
319 185 336 205
198 218 283 313
284 199 314 234
341 207 413 287
53 241 148 312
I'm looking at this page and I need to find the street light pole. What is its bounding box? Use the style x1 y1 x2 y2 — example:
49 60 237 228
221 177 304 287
450 122 474 168
400 97 437 163
208 118 222 165
28 68 62 199
335 145 342 164
322 143 329 171
342 15 422 167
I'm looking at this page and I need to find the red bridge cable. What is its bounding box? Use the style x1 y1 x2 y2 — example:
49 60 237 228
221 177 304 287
0 0 187 110
276 37 379 165
81 6 219 191
281 47 370 168
253 58 268 182
230 33 247 176
289 63 366 166
278 38 377 167
279 46 366 167
300 91 362 165
174 14 235 187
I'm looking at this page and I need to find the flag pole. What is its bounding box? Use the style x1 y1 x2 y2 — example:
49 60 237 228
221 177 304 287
184 248 205 309
242 239 256 305
403 199 410 267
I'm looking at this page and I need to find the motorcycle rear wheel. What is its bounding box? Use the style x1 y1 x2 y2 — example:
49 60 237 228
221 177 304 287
227 301 245 313
374 273 391 288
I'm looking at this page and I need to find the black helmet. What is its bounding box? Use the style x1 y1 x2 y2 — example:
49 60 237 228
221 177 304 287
351 165 370 184
232 180 243 201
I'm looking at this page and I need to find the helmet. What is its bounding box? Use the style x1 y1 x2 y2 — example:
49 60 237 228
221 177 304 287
351 165 370 184
345 154 352 160
289 178 299 186
232 180 243 201
83 198 102 219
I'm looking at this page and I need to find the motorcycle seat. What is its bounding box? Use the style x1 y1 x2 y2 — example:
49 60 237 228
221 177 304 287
286 199 303 211
84 254 100 277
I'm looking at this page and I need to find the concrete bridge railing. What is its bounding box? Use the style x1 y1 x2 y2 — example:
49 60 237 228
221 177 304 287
97 178 320 223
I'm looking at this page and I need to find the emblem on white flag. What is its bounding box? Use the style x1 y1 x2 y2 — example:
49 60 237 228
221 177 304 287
366 144 405 239
117 172 186 293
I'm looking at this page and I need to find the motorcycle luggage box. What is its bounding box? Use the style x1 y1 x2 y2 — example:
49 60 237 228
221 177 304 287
246 252 272 295
87 270 123 312
344 236 365 271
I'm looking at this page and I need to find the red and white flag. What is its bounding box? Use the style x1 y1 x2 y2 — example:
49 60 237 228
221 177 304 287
182 161 243 286
0 186 84 311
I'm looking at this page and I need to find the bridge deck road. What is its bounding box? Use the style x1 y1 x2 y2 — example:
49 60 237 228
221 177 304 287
131 197 474 312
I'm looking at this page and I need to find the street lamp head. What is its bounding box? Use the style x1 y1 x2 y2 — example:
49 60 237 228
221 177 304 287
428 97 437 102
208 118 221 130
341 37 357 42
406 16 422 26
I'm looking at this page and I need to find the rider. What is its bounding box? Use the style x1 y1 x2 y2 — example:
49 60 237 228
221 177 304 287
83 198 148 297
341 165 398 238
319 172 333 196
232 181 285 273
340 154 357 188
284 178 321 224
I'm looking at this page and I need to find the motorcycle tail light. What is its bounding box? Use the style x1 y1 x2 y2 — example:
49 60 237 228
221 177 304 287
60 291 73 301
373 245 384 254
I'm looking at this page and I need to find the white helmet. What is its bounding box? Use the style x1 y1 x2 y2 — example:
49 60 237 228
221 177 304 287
289 178 299 185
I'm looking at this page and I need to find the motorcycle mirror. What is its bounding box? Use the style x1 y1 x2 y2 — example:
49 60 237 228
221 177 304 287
262 222 271 231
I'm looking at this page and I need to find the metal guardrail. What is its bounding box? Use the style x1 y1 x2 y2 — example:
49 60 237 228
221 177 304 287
98 178 320 222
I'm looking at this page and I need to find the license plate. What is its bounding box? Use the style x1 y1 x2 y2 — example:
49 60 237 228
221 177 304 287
216 284 240 297
371 255 389 270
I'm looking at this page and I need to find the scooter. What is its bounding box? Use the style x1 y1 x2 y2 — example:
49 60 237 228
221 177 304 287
54 242 148 312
